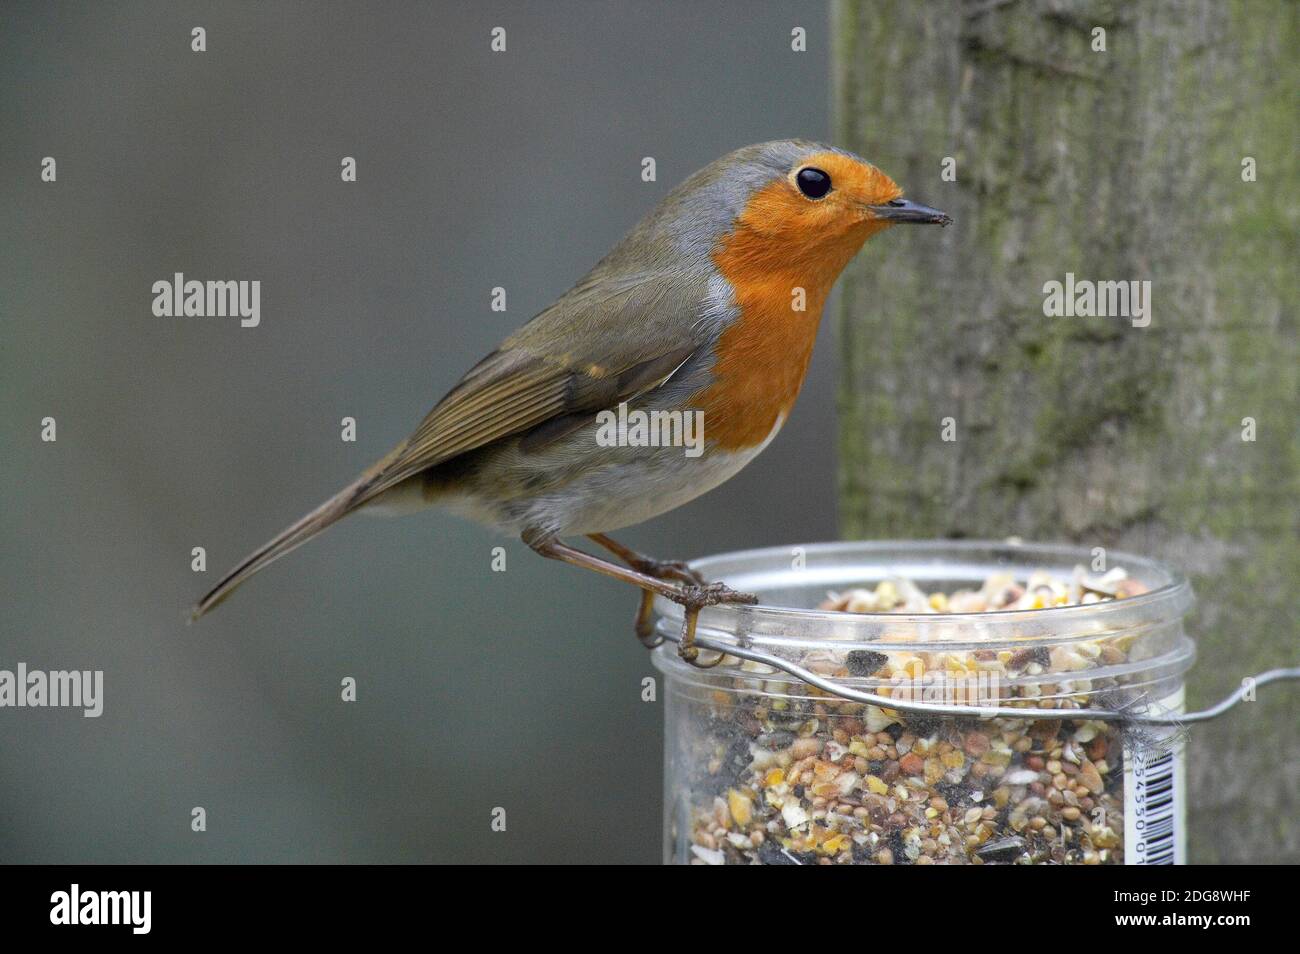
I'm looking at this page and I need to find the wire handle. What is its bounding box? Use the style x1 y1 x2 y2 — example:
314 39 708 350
669 629 1300 727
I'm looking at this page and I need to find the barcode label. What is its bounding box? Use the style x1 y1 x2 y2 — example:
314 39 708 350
1124 689 1186 865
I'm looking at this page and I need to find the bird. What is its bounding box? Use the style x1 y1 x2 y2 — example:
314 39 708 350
191 140 950 661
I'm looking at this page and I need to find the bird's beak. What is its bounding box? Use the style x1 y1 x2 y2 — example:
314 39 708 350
868 197 952 226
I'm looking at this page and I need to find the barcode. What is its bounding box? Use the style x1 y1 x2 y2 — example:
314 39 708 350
1132 750 1176 864
1123 689 1186 865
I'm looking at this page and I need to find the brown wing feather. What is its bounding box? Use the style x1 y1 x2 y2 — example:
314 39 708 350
352 267 712 504
356 343 697 503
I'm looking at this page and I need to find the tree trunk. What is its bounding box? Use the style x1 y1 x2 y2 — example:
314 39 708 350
833 0 1297 862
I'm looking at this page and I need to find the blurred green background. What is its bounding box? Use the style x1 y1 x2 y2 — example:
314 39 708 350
0 1 838 862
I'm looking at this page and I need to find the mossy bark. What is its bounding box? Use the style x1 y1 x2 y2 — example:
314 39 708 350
833 0 1298 862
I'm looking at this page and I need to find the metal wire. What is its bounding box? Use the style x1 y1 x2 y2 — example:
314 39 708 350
667 629 1300 727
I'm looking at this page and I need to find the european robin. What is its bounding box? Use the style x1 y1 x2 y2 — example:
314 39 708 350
192 140 950 660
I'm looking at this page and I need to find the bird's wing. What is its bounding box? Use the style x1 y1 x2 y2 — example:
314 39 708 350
190 268 713 619
353 269 713 505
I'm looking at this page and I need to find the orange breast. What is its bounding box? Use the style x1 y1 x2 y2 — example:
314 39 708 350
695 181 876 451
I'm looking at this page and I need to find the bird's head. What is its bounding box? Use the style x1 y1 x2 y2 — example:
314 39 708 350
659 140 950 279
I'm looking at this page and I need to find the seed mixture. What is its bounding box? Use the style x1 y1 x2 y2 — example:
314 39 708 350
674 566 1158 865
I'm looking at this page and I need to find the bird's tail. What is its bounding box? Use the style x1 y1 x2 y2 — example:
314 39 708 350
189 447 404 621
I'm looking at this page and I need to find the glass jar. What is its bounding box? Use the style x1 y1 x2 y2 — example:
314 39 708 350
652 541 1195 865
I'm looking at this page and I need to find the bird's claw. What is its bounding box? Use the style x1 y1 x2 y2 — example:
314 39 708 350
677 582 759 608
631 557 708 587
634 589 664 648
672 582 757 667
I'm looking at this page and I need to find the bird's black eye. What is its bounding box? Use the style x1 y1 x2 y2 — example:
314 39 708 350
796 167 832 199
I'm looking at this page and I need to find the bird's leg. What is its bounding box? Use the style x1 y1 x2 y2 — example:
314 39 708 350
525 532 756 660
586 533 709 587
585 531 702 645
632 590 659 647
584 533 753 660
